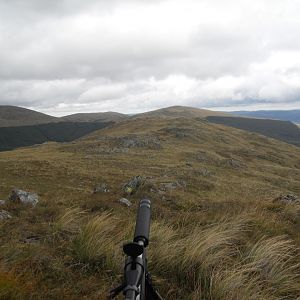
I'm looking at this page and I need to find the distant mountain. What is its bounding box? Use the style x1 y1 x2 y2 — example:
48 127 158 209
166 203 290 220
231 109 300 123
0 105 59 127
207 116 300 147
134 105 232 119
62 112 128 123
1 105 300 150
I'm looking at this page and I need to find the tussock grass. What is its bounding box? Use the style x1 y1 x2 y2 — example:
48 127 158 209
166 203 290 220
72 213 122 271
53 207 86 236
148 222 179 274
175 218 250 295
148 217 300 299
245 236 300 297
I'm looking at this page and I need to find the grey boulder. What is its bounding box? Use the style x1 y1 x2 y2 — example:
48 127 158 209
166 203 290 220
9 188 39 206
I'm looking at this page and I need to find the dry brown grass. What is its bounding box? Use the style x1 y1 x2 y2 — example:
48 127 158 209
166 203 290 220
72 214 119 267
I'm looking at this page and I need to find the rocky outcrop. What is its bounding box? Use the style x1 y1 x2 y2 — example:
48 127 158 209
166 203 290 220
9 188 39 206
274 193 299 204
119 135 161 149
123 176 145 195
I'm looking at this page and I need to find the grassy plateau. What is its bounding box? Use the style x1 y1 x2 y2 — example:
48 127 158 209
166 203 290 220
0 116 300 299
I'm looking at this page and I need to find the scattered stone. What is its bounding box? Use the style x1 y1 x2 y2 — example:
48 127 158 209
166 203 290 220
20 235 41 244
93 183 110 193
274 193 299 204
119 135 161 149
0 200 5 205
123 176 145 195
195 168 214 177
221 158 243 168
0 210 11 220
9 188 39 206
119 198 132 207
160 180 186 191
163 182 178 190
196 152 210 162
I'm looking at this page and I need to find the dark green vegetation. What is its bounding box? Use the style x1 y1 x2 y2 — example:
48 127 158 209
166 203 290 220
0 116 300 299
231 109 300 123
0 122 112 151
207 116 300 147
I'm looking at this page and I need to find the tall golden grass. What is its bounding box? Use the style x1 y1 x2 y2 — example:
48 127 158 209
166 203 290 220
72 213 122 271
147 217 300 299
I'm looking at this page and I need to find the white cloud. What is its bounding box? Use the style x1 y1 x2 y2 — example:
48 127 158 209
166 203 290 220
0 0 300 115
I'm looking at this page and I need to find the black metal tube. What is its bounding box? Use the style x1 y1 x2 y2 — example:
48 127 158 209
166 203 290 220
125 290 135 300
134 199 151 247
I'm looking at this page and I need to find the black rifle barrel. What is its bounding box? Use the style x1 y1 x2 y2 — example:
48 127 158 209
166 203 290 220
134 199 151 247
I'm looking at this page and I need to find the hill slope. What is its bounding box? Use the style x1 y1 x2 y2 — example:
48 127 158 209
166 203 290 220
134 105 232 119
207 116 300 146
0 116 300 299
231 109 300 123
0 121 112 151
0 105 59 127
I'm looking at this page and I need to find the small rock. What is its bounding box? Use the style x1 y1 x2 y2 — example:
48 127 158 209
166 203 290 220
196 152 210 162
221 158 242 168
0 200 5 205
0 210 12 220
196 168 214 177
93 183 110 193
163 183 178 190
119 198 132 207
274 193 299 204
160 180 186 191
9 188 39 206
123 176 145 195
20 235 41 244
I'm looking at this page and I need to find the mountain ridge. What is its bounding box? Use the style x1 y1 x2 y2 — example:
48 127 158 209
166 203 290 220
0 105 59 127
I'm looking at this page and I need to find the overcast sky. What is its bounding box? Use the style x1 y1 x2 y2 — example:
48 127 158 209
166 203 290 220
0 0 300 116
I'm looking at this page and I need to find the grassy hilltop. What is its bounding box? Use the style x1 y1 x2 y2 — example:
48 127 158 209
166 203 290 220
0 116 300 299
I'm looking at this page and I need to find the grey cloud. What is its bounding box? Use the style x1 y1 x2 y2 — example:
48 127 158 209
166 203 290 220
0 0 300 114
